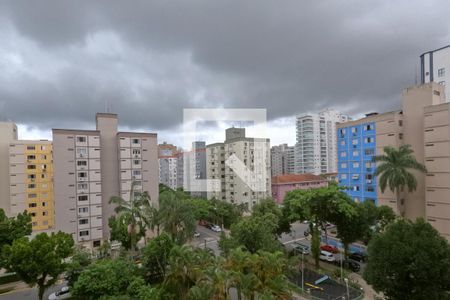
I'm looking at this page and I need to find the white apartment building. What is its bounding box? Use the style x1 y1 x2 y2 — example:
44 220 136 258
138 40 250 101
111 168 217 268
420 45 449 100
271 144 295 177
0 122 18 216
295 109 350 175
159 156 178 190
206 128 271 209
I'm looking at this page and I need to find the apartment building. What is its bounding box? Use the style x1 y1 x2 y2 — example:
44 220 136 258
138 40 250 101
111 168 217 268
271 144 295 177
9 140 55 232
337 82 450 241
420 45 449 100
271 174 328 203
206 128 271 209
295 109 350 175
158 142 179 190
0 122 18 216
53 113 158 249
179 141 207 198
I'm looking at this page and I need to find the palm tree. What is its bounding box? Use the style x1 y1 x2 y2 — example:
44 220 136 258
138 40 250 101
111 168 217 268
373 145 427 216
109 181 151 251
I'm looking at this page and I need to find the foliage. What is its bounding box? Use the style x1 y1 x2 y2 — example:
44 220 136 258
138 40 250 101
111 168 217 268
72 258 140 299
363 218 450 300
141 233 175 283
283 185 356 268
2 232 74 300
209 198 245 229
108 214 144 251
109 182 152 251
373 145 426 216
66 248 92 287
0 209 32 251
187 197 213 221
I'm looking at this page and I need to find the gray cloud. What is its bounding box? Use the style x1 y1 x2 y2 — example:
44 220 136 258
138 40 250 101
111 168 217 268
1 0 450 133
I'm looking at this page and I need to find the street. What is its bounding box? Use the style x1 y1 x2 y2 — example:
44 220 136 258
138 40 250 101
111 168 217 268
0 282 67 300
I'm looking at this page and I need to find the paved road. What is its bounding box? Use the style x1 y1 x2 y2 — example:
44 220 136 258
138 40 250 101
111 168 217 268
191 224 222 255
0 282 67 300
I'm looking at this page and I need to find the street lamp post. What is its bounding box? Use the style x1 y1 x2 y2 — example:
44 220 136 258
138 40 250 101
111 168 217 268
344 278 350 299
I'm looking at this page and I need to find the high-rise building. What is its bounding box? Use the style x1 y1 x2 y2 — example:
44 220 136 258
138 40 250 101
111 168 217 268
158 142 179 190
295 109 350 175
9 140 55 232
337 82 450 241
420 45 449 100
0 122 18 216
206 128 271 209
52 113 158 249
271 144 294 177
180 141 207 198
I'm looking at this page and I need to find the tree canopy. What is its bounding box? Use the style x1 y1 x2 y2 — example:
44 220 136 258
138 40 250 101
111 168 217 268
363 218 450 300
0 208 32 250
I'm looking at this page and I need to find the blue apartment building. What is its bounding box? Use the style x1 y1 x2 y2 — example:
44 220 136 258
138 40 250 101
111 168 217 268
337 122 377 204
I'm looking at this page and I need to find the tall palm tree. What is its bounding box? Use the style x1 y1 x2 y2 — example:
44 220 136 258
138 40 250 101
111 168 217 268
373 145 426 216
109 181 151 251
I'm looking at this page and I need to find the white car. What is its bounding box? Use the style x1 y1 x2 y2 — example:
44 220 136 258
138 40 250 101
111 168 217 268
319 250 336 262
193 231 200 238
48 286 71 300
211 225 222 232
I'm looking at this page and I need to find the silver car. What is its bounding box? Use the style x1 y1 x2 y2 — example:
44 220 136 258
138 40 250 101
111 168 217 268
48 286 71 300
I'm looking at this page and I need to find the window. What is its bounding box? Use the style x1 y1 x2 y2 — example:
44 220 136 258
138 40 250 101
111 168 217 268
78 207 89 214
341 163 347 168
133 159 141 165
27 146 36 150
27 155 36 160
366 186 375 192
41 164 47 170
77 160 87 166
365 137 374 143
399 133 403 140
93 240 101 247
42 211 48 216
41 174 47 179
28 203 37 208
132 138 140 144
364 124 374 131
76 148 87 157
353 150 359 157
439 81 446 86
353 162 359 168
352 174 360 180
132 149 141 155
42 202 47 207
398 120 403 126
365 162 372 169
353 186 360 191
77 136 86 143
40 145 46 151
132 170 141 177
43 220 48 226
352 139 358 145
351 127 358 134
31 212 36 217
78 195 88 201
78 172 87 179
32 222 38 227
340 152 347 157
28 174 36 179
27 165 36 170
438 68 445 77
339 129 345 137
341 174 347 180
77 183 88 190
28 193 37 198
79 230 89 237
28 183 36 189
364 149 375 155
340 140 345 146
79 219 89 225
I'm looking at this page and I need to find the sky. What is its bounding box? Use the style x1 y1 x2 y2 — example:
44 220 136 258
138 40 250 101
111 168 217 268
1 1 450 146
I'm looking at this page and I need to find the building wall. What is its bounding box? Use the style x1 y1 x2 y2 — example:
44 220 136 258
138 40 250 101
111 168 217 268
9 141 54 232
420 45 449 100
271 180 328 203
0 122 18 216
271 144 294 177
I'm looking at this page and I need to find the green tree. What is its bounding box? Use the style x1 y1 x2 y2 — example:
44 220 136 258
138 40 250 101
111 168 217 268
72 258 140 299
66 248 92 287
109 181 152 251
2 232 74 300
363 218 450 300
158 189 196 244
187 197 213 221
283 186 356 268
141 233 175 283
0 209 32 250
108 214 144 251
373 145 426 216
210 198 244 229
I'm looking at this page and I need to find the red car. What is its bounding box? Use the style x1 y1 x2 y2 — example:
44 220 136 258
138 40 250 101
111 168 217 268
320 244 339 254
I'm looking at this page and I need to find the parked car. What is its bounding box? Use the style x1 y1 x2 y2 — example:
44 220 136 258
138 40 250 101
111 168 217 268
320 244 339 254
210 225 222 232
335 259 361 272
349 252 367 263
319 250 336 262
193 231 200 238
303 229 310 237
293 243 310 255
48 286 71 300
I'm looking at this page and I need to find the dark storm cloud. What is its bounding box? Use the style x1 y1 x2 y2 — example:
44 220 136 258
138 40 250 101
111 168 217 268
1 0 450 131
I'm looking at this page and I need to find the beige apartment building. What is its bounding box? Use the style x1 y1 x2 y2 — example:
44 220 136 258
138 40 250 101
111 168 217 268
337 82 450 241
206 128 271 209
0 122 18 216
53 113 158 249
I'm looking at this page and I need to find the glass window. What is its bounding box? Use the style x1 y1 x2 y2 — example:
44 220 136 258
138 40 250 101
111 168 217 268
132 138 140 144
77 136 86 143
353 162 359 168
353 150 359 156
438 68 445 77
352 139 358 145
27 146 36 150
78 207 89 214
27 155 36 160
79 219 89 225
341 163 347 168
78 195 88 201
79 230 89 237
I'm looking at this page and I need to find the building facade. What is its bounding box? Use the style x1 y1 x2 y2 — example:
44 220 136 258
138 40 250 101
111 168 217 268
420 45 449 100
53 113 158 249
0 122 18 216
271 144 294 177
180 141 207 198
206 128 271 209
158 142 179 190
9 141 55 232
295 109 350 175
337 83 450 241
271 174 328 203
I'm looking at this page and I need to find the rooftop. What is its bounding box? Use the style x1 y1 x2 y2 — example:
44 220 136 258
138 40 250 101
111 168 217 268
272 174 326 184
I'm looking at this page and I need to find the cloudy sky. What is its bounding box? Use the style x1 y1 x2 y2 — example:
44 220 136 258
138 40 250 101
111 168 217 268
1 1 449 146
